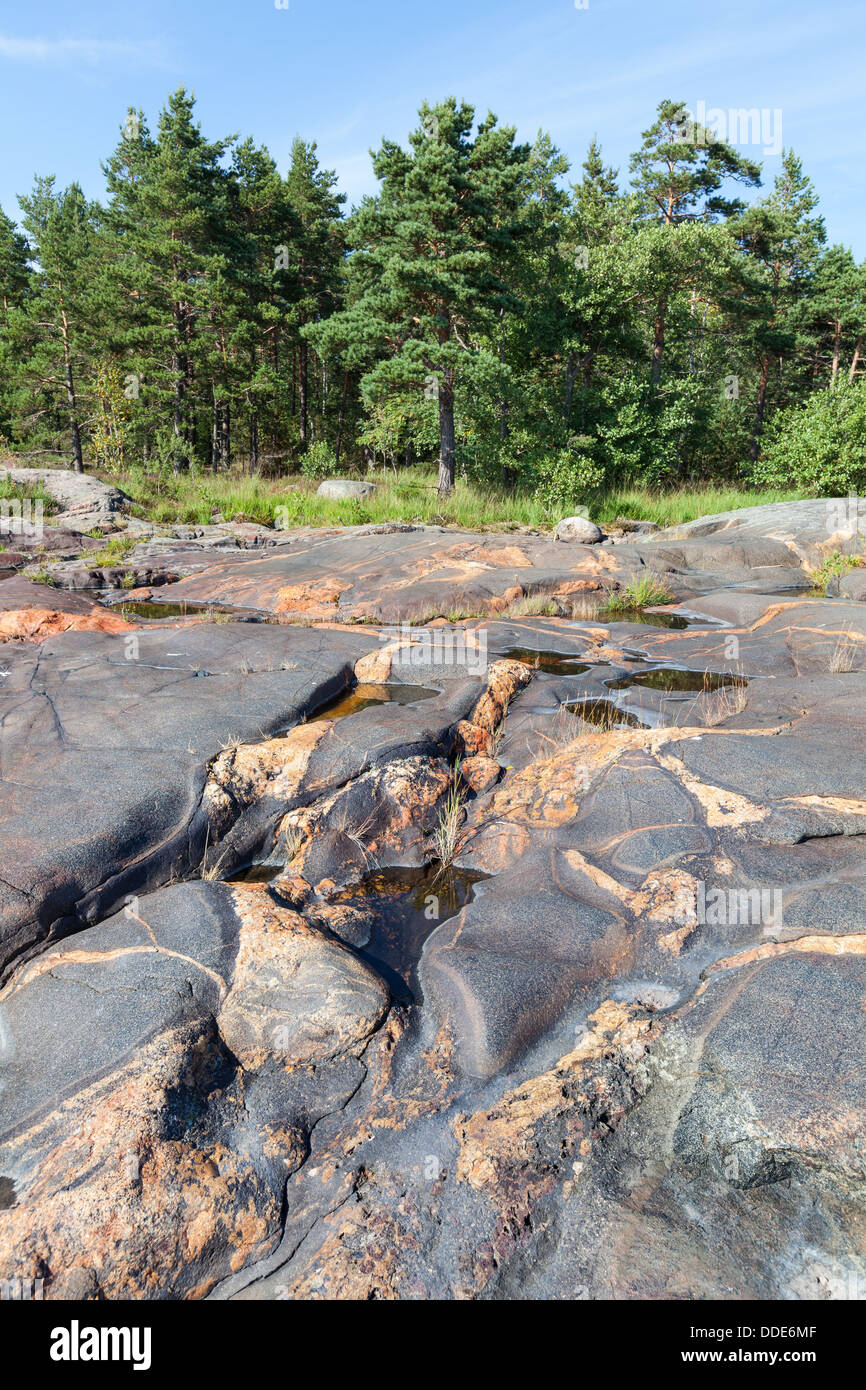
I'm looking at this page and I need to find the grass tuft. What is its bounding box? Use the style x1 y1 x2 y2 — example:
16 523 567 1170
603 575 675 615
432 763 467 871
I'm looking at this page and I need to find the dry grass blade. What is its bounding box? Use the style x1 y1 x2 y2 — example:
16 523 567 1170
697 670 748 727
828 632 858 673
432 762 467 872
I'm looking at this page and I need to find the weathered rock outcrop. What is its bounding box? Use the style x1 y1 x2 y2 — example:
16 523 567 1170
0 496 864 1301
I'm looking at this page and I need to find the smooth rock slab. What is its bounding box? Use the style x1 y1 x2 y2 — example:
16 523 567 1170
0 881 389 1298
0 623 375 974
674 952 866 1187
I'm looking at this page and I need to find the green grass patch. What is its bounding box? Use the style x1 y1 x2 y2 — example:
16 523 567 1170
0 475 58 515
80 534 139 566
94 463 812 536
603 575 675 614
591 484 810 529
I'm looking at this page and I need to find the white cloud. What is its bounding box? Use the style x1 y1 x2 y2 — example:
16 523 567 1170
0 34 168 67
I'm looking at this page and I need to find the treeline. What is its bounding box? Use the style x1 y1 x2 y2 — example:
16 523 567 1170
1 89 864 498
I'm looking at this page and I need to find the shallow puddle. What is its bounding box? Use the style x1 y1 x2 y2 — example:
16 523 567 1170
563 698 645 729
333 863 487 1004
109 599 242 620
230 862 283 883
607 667 747 694
500 647 590 675
308 682 438 722
604 608 692 630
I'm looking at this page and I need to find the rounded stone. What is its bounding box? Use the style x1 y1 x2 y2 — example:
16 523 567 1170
316 479 377 500
555 514 603 544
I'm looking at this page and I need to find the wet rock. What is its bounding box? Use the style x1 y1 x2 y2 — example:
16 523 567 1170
0 623 377 975
280 756 454 891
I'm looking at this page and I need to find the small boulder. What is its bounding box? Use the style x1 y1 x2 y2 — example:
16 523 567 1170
829 567 866 601
460 755 502 794
316 479 377 500
555 515 603 544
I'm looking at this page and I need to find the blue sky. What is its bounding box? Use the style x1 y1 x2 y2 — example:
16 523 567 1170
1 0 863 254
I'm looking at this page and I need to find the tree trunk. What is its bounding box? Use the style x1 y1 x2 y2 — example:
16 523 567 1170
59 309 83 472
832 319 842 381
850 338 863 383
750 357 770 462
335 371 350 467
563 352 579 421
500 388 513 490
221 399 231 469
650 298 667 386
249 410 259 473
65 359 83 473
172 296 189 472
498 309 513 488
211 390 220 471
298 341 309 450
437 384 456 496
172 355 188 475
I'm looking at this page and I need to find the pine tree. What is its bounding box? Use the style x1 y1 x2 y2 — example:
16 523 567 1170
100 89 232 472
230 137 296 471
630 99 761 384
0 206 30 327
733 150 826 459
16 179 97 470
0 205 32 443
560 139 636 428
286 139 345 453
311 98 533 495
801 245 866 384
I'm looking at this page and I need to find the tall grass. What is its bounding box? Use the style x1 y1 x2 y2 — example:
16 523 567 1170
591 484 811 528
90 462 809 535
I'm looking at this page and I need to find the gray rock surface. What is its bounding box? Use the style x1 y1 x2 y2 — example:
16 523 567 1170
2 467 130 531
555 514 604 543
0 493 864 1302
316 479 377 500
